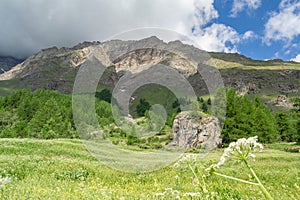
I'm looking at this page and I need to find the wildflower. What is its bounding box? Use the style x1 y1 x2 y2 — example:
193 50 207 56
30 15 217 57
0 176 11 188
157 188 181 199
205 136 273 200
207 136 263 173
183 192 201 197
173 154 197 169
155 192 165 197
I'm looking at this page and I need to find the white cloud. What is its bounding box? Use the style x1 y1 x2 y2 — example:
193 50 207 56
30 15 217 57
264 0 300 44
192 23 240 53
0 0 256 57
230 0 262 17
192 25 256 53
191 1 257 53
291 54 300 62
193 0 219 27
0 0 197 57
242 30 257 40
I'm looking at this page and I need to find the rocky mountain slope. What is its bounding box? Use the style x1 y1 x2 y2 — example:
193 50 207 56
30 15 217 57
0 36 299 97
0 56 23 74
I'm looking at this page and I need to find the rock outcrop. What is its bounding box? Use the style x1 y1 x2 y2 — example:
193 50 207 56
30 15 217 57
274 95 293 108
172 111 221 149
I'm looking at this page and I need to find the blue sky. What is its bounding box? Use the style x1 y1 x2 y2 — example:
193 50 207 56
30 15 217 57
0 0 300 62
212 0 300 61
191 0 300 61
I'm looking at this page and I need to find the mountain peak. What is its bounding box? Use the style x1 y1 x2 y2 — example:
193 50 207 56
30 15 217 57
140 36 163 43
71 41 101 50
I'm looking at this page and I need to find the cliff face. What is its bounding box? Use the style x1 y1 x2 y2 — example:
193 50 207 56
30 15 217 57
0 36 299 97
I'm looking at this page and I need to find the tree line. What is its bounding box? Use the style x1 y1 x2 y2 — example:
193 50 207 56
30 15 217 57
0 88 299 145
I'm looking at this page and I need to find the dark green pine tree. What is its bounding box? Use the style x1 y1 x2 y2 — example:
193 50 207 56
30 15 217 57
172 99 180 108
95 88 112 103
291 98 300 143
251 97 278 143
201 102 208 113
136 98 151 117
197 96 204 103
275 112 295 142
295 113 300 143
207 97 212 105
221 90 279 145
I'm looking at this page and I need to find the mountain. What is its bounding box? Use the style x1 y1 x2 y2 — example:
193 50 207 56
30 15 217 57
0 56 24 74
0 36 299 99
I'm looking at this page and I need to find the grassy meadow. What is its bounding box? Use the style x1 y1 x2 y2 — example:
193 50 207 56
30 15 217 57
0 138 299 199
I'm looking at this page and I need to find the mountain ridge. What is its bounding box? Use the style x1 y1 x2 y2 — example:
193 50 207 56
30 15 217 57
0 36 299 97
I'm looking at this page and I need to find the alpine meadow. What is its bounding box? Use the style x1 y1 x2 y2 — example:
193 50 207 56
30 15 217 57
0 0 300 199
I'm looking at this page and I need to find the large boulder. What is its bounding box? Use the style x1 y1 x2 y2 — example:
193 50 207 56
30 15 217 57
172 111 221 149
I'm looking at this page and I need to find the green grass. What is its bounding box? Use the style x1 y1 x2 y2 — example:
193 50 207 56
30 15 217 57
209 53 300 69
0 139 299 199
0 79 22 96
129 84 178 117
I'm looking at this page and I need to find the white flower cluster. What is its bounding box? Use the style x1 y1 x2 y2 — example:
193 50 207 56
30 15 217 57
183 192 201 197
0 176 11 188
206 136 263 172
155 188 180 199
173 154 198 168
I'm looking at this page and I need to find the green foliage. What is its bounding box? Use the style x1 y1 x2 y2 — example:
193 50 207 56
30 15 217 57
211 87 227 124
95 88 112 103
222 89 284 145
197 96 204 103
145 110 166 132
0 87 298 147
126 134 140 145
290 98 300 143
129 84 178 118
196 95 212 114
136 98 150 117
0 89 114 139
172 99 180 108
201 102 208 113
165 113 177 127
95 99 114 127
291 97 300 109
275 112 296 142
27 98 74 139
207 97 211 105
56 169 90 181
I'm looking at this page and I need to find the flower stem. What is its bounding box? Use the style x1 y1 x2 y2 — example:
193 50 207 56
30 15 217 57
244 160 274 200
188 164 200 184
212 172 259 185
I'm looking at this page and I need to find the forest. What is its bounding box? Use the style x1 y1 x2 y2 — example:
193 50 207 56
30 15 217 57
0 88 299 146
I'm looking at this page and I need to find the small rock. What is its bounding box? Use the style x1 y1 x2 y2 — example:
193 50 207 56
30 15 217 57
274 95 293 108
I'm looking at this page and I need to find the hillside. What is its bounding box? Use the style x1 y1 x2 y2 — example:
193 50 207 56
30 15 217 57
0 56 23 74
0 36 299 98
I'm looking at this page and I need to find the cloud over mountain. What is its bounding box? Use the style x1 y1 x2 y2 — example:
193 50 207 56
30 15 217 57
0 0 254 58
